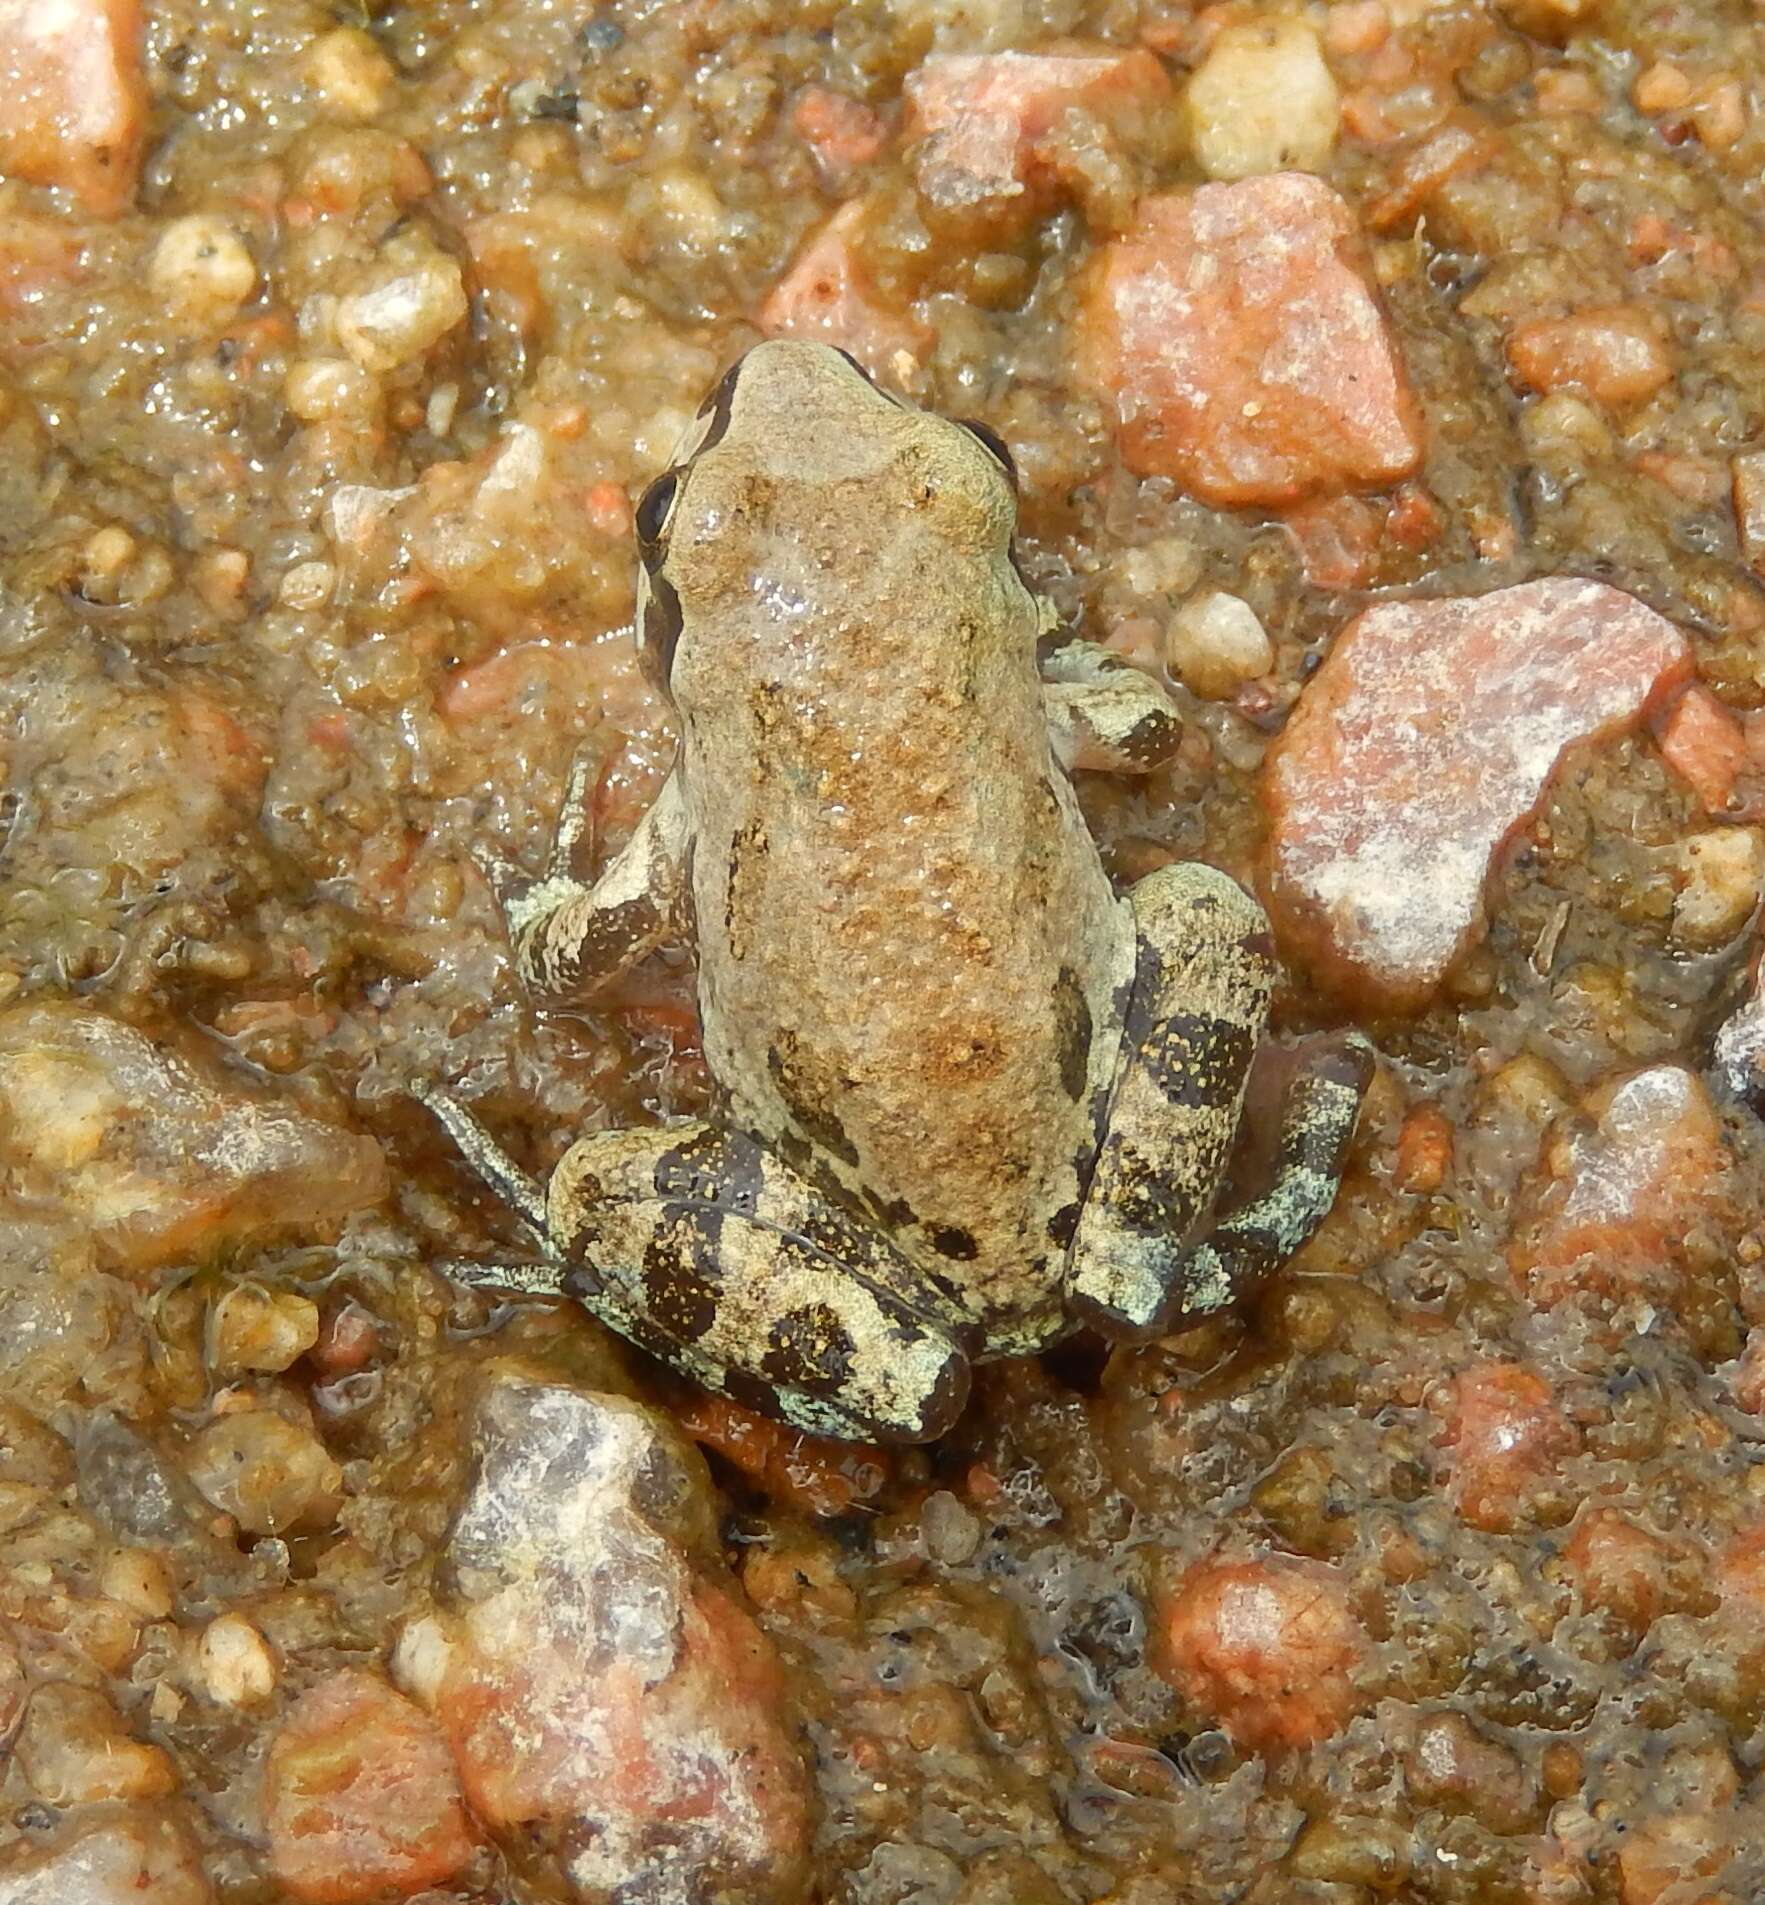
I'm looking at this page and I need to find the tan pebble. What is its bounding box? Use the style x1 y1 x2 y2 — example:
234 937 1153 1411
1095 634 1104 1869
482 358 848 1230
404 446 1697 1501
198 1612 277 1707
1186 19 1339 179
150 214 258 316
1167 590 1274 698
285 356 379 424
1672 828 1764 949
920 1489 981 1566
100 1547 174 1621
209 1285 323 1375
335 234 468 374
278 561 336 611
304 26 395 120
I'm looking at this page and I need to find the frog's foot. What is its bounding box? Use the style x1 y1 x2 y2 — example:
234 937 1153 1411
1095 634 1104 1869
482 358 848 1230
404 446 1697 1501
476 764 689 998
1162 1033 1373 1325
433 1105 972 1444
1039 637 1183 774
412 1084 572 1295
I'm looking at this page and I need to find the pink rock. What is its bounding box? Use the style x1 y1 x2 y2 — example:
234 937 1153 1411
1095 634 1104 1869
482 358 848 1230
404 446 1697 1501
0 0 147 217
1261 578 1691 1011
1154 1556 1368 1752
0 1804 212 1905
757 199 931 380
1080 173 1424 506
1654 683 1765 820
1510 1065 1734 1305
264 1670 477 1905
400 1383 812 1905
905 47 1171 207
1435 1362 1576 1533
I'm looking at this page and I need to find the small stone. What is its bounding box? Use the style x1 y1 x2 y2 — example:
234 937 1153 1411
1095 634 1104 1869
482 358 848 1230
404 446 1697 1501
1261 579 1690 1011
1081 174 1422 507
1507 306 1674 410
265 1669 476 1905
0 1805 212 1905
1155 1555 1368 1751
302 26 394 121
920 1488 981 1565
1435 1362 1576 1534
905 47 1172 209
1185 19 1339 181
148 215 257 317
183 1410 342 1536
1510 1064 1734 1305
208 1285 321 1375
16 1684 176 1804
335 230 467 375
407 1382 813 1904
196 1612 276 1707
98 1546 173 1620
1671 828 1763 949
0 0 148 216
1166 590 1274 698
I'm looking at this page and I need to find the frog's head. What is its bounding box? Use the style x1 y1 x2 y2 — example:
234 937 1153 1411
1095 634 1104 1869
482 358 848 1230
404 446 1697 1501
632 339 1022 698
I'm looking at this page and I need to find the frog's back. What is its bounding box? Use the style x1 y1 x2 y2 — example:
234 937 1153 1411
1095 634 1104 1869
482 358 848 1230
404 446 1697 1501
660 343 1130 1345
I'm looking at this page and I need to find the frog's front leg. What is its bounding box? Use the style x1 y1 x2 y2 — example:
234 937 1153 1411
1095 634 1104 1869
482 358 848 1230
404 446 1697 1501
1064 863 1371 1336
477 755 689 998
1039 636 1184 774
418 1092 973 1444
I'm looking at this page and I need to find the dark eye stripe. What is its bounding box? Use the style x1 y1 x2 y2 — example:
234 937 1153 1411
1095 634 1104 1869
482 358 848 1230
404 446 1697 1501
695 358 744 453
637 568 684 693
958 417 1018 491
635 468 680 563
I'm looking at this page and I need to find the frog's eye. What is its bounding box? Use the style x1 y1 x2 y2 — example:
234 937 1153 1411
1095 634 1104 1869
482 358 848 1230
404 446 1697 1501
958 418 1018 492
635 468 681 564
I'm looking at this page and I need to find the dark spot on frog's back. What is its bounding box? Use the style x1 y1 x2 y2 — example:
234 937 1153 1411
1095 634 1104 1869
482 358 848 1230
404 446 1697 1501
767 1033 861 1167
929 1224 978 1261
760 1301 857 1391
1053 966 1092 1103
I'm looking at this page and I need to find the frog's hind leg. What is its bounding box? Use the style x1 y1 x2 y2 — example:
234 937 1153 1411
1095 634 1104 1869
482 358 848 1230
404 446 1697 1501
420 1090 973 1444
1163 1036 1372 1325
542 1122 975 1443
1064 863 1371 1337
1039 636 1184 775
476 755 689 999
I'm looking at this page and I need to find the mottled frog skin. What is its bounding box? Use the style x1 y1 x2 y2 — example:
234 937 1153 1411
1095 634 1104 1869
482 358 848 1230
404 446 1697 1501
421 340 1371 1443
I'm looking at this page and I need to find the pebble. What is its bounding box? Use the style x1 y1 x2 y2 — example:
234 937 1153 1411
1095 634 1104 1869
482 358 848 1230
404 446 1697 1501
920 1488 982 1565
1155 1555 1367 1751
399 1381 813 1903
196 1612 277 1707
1184 19 1339 181
0 1805 212 1905
1261 578 1690 1011
1081 173 1422 506
1510 1064 1733 1305
265 1669 476 1904
148 215 258 316
1165 589 1274 698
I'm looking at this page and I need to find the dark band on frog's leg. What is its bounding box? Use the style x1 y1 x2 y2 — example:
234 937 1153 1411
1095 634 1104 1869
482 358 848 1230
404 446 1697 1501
481 770 690 997
1064 863 1275 1335
546 1121 974 1442
1166 1034 1374 1322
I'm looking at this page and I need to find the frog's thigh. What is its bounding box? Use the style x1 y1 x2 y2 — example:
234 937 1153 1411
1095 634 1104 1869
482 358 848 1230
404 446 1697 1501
548 1123 973 1444
483 764 688 998
1065 863 1274 1335
1039 638 1183 775
1166 1034 1373 1326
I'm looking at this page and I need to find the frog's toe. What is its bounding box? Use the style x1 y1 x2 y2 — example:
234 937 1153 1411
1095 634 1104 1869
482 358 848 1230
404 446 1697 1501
737 1329 972 1445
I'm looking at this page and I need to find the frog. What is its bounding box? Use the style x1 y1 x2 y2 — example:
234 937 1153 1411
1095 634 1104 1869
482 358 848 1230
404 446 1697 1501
419 339 1372 1445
